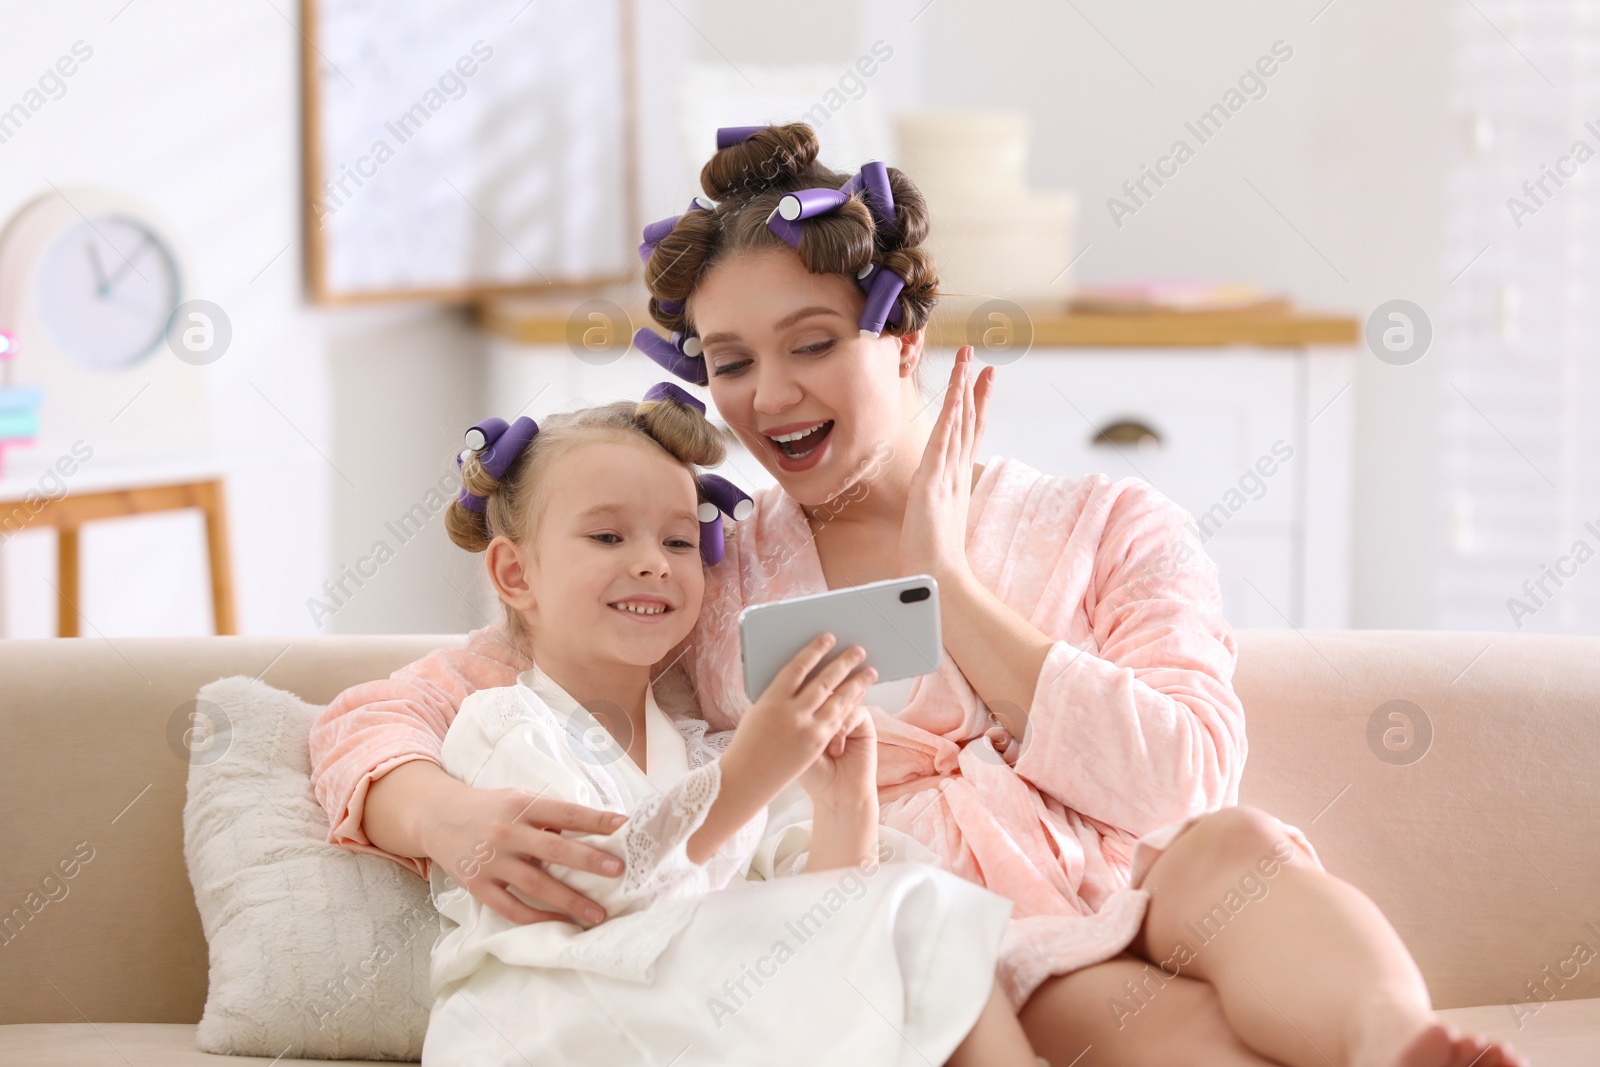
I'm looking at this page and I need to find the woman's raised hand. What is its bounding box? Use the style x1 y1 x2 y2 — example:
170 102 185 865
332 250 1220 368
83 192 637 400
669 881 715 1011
900 345 995 585
723 633 878 798
423 779 628 926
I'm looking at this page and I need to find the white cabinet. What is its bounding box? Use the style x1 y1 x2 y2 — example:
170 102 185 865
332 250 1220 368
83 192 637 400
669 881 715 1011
928 345 1354 629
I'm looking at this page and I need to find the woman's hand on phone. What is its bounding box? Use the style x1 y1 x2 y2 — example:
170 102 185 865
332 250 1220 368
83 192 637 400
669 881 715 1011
422 781 627 926
723 632 878 796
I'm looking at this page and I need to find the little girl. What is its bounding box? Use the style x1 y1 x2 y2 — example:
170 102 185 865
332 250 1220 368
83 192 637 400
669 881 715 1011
419 385 1036 1066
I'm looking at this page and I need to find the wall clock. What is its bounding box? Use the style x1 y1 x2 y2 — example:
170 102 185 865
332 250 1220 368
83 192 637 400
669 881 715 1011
0 188 184 373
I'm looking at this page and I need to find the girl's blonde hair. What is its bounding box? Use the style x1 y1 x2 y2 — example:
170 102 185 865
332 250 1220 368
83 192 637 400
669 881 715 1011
642 122 942 343
444 394 726 645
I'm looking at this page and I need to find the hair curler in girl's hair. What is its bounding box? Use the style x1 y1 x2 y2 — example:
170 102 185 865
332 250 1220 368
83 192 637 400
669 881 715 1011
694 472 754 566
633 381 750 565
457 416 538 512
637 379 704 416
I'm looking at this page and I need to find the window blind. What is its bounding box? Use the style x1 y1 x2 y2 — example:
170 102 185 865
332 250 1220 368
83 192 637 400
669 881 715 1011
1437 0 1600 633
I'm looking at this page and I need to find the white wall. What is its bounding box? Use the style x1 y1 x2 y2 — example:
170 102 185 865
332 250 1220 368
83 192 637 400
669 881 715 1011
0 0 1459 635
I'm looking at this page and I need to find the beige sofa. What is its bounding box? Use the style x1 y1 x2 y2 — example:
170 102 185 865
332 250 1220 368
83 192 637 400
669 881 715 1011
1 630 1596 1065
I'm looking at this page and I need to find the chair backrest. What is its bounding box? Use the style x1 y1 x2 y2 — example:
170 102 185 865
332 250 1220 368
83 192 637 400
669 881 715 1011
2 629 1596 1023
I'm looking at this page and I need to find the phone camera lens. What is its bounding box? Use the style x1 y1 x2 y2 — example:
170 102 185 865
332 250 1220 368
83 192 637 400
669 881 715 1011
899 587 931 604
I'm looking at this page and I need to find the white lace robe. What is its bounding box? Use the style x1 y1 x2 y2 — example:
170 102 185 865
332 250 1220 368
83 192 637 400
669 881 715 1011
421 664 1015 1067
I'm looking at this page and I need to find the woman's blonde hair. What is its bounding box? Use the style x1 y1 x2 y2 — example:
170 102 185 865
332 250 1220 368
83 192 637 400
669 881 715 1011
642 122 941 345
444 394 725 646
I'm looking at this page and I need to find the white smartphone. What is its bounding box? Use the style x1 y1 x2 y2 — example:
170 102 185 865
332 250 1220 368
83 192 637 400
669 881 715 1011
739 575 943 702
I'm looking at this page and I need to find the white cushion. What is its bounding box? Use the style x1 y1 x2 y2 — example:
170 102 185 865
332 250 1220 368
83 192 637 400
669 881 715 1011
181 676 435 1061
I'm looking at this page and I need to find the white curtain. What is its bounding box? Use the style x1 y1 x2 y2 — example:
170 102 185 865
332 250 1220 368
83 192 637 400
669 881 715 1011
1437 0 1600 633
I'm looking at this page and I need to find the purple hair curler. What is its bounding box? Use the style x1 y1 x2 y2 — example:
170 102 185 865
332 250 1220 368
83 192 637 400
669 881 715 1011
457 415 540 512
639 213 682 263
657 297 685 315
643 214 681 246
698 472 754 521
777 188 851 222
766 215 803 249
633 327 709 386
765 187 852 249
462 417 507 454
687 195 716 212
840 162 895 231
693 472 753 564
858 266 906 336
717 125 767 149
698 509 726 565
857 162 896 229
855 263 905 325
642 380 706 415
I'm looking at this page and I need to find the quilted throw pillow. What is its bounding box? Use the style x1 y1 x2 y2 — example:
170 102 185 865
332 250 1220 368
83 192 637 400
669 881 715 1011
181 675 436 1061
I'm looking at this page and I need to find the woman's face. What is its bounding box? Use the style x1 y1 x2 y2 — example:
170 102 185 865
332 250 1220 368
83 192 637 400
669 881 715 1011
692 248 922 507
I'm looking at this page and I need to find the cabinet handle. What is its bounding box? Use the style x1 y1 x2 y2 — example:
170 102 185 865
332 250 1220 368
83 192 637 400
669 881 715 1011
1090 418 1163 451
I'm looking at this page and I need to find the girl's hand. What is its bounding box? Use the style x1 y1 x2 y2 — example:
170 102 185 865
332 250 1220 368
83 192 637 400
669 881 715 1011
422 781 628 926
798 701 878 803
900 345 995 586
722 633 877 797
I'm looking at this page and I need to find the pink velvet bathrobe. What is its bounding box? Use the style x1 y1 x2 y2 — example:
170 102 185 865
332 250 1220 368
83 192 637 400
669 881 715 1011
309 456 1321 1009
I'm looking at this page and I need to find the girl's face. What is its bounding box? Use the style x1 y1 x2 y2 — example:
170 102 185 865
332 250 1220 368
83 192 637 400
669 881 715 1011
514 437 705 668
692 248 922 507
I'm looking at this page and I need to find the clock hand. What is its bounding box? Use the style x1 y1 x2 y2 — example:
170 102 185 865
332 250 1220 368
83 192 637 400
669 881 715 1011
104 232 153 290
85 240 111 297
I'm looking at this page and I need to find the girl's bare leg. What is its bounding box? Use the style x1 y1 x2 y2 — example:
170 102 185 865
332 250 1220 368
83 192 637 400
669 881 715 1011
945 983 1040 1067
1126 806 1528 1067
1019 954 1285 1066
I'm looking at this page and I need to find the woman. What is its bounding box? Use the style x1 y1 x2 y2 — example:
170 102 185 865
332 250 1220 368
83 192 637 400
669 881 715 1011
310 123 1524 1067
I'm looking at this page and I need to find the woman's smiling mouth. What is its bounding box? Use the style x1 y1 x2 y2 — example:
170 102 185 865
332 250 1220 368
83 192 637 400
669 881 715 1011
762 419 834 466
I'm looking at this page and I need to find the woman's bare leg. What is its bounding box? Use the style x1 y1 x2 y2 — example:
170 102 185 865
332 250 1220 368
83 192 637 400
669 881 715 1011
1019 954 1285 1066
1126 806 1528 1067
945 983 1039 1067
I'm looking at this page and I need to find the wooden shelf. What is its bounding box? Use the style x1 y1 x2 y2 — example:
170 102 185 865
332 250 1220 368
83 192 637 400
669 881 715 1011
476 296 1360 349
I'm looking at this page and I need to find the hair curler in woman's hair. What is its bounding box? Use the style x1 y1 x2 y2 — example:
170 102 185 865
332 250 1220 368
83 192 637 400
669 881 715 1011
841 160 896 231
717 125 766 148
639 214 680 262
640 196 718 265
766 188 852 249
644 123 936 341
633 327 709 386
858 265 907 337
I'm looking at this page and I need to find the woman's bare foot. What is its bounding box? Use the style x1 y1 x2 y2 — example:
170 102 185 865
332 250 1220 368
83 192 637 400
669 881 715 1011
1349 1004 1530 1067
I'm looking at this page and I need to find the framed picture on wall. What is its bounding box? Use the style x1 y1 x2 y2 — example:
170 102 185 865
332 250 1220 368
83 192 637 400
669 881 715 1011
300 0 639 304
